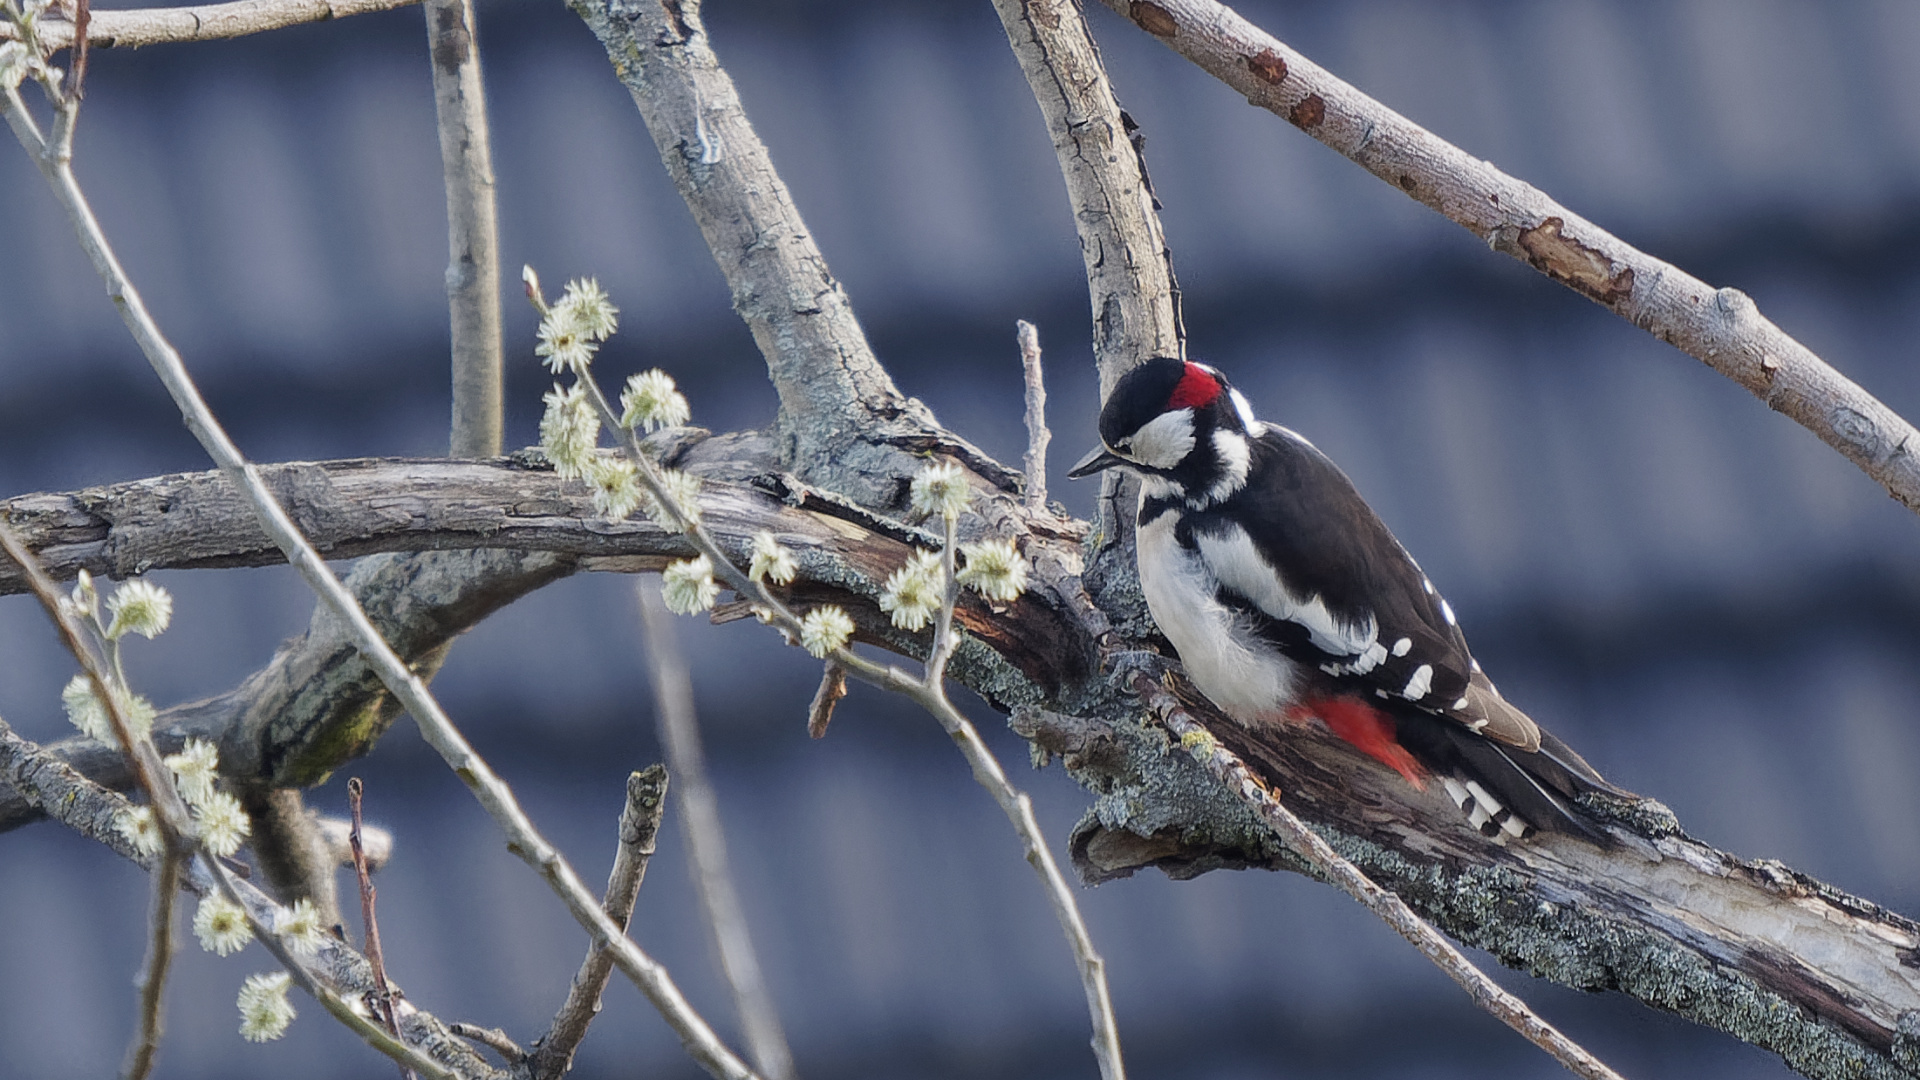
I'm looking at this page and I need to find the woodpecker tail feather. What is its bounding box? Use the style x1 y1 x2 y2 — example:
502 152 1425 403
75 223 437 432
1395 713 1629 843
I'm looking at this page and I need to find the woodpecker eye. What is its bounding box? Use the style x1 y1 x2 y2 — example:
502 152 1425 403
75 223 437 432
1112 438 1132 454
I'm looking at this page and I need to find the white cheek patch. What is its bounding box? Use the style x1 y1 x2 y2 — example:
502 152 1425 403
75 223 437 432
1128 409 1197 469
1195 525 1380 659
1198 429 1252 505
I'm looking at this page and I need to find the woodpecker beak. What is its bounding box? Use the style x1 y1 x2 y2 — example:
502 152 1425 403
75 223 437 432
1067 446 1125 479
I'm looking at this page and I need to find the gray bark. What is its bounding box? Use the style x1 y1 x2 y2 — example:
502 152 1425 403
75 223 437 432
1099 0 1920 516
425 0 503 460
3 440 1918 1079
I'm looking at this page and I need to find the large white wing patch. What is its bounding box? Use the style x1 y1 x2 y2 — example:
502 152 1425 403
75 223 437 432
1193 525 1387 673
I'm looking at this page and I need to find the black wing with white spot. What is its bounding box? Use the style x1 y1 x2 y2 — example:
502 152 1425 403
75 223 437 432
1176 426 1541 750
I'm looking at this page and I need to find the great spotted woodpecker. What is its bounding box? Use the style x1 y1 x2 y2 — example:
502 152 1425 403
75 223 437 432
1069 357 1626 840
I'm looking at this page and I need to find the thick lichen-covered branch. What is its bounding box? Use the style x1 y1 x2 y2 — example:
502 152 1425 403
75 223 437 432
2 442 1918 1077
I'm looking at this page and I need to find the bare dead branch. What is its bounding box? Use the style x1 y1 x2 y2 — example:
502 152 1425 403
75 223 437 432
990 0 1182 395
3 0 422 49
449 1024 523 1066
636 583 798 1080
0 451 1087 837
1133 674 1623 1080
124 851 183 1080
424 0 501 458
529 765 668 1080
805 663 846 740
1016 321 1050 511
348 779 405 1057
1097 0 1920 516
68 0 89 96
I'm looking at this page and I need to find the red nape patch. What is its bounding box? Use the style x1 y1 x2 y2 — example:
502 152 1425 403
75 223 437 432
1300 697 1427 789
1166 363 1223 410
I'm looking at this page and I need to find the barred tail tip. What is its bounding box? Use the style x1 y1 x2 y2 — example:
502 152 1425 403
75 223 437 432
1440 776 1533 841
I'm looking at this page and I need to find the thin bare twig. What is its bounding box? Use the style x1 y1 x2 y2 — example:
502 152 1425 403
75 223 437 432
805 663 846 740
424 0 501 457
68 0 89 97
527 765 669 1080
349 778 406 1071
200 855 466 1080
923 512 962 688
1099 0 1920 516
1016 320 1049 511
898 677 1125 1080
2 0 422 49
124 850 182 1080
450 1024 524 1065
1134 674 1623 1080
3 85 761 1080
636 583 798 1080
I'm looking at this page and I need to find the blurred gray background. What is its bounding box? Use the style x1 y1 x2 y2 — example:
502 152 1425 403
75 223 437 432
3 0 1919 1076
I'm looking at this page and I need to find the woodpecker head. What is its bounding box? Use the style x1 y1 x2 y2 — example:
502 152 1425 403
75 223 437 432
1068 357 1257 506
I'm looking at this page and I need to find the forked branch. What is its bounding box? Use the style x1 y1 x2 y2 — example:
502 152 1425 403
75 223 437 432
528 765 670 1080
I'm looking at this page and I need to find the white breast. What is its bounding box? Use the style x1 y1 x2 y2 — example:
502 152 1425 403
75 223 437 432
1136 509 1304 725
